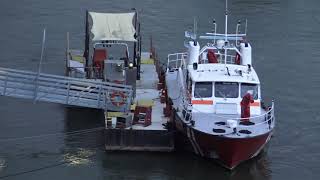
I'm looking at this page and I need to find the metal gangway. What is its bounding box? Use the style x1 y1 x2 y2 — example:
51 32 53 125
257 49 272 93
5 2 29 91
0 67 133 111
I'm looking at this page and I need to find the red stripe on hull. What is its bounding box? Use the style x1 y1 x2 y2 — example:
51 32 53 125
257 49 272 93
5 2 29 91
174 115 272 169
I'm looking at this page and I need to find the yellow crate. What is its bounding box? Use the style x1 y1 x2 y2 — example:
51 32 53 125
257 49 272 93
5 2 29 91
141 58 154 65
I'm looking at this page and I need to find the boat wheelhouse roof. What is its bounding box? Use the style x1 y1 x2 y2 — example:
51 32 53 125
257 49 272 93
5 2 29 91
89 12 137 42
188 64 260 84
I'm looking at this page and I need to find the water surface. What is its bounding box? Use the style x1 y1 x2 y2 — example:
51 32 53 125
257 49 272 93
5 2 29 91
0 0 319 179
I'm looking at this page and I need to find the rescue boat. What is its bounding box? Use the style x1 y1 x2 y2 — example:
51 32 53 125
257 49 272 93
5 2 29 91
164 2 275 169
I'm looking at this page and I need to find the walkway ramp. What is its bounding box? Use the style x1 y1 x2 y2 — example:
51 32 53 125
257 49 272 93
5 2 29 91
0 67 133 111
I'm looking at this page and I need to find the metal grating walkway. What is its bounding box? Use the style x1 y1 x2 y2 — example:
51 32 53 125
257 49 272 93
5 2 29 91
0 67 133 111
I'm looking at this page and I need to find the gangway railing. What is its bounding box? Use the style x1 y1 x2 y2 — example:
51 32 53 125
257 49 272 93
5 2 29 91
0 67 133 112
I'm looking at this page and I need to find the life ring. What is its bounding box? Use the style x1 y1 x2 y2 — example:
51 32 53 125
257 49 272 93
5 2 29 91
110 91 127 107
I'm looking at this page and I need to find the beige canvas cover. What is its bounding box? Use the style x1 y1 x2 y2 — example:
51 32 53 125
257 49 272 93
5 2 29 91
89 12 136 42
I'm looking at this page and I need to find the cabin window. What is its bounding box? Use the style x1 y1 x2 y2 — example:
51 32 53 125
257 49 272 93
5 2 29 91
241 83 258 100
194 82 213 98
215 82 239 98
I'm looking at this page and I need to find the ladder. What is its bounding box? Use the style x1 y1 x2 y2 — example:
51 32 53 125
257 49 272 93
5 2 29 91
0 67 133 112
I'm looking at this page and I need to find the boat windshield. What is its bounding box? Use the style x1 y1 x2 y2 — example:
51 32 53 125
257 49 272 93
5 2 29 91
241 83 258 99
194 82 212 98
214 82 239 98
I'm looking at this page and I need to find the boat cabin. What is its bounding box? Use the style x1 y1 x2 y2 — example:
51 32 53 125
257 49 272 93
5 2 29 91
183 38 261 116
67 11 142 85
86 11 142 83
66 11 142 112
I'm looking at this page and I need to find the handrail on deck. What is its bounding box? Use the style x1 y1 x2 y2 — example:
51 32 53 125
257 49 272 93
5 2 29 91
167 51 238 68
180 101 275 129
167 52 187 70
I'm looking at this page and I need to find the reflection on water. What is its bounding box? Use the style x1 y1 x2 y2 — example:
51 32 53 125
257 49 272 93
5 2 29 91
64 107 105 149
98 147 272 180
0 158 6 172
63 148 95 166
228 151 272 180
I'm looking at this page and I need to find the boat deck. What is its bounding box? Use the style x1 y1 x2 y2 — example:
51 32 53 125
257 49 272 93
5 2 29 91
132 56 168 130
107 54 169 131
177 111 272 138
104 53 174 152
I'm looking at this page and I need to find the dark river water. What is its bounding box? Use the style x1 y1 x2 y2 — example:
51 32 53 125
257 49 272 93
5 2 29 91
0 0 319 179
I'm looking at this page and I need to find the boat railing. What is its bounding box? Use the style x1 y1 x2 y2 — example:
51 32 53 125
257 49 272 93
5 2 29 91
181 101 193 123
199 53 236 64
181 101 275 131
209 101 275 130
232 102 274 127
167 52 188 71
218 53 236 64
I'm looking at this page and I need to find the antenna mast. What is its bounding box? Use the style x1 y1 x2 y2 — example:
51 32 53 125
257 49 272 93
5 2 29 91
225 0 228 42
224 0 228 67
193 17 197 45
